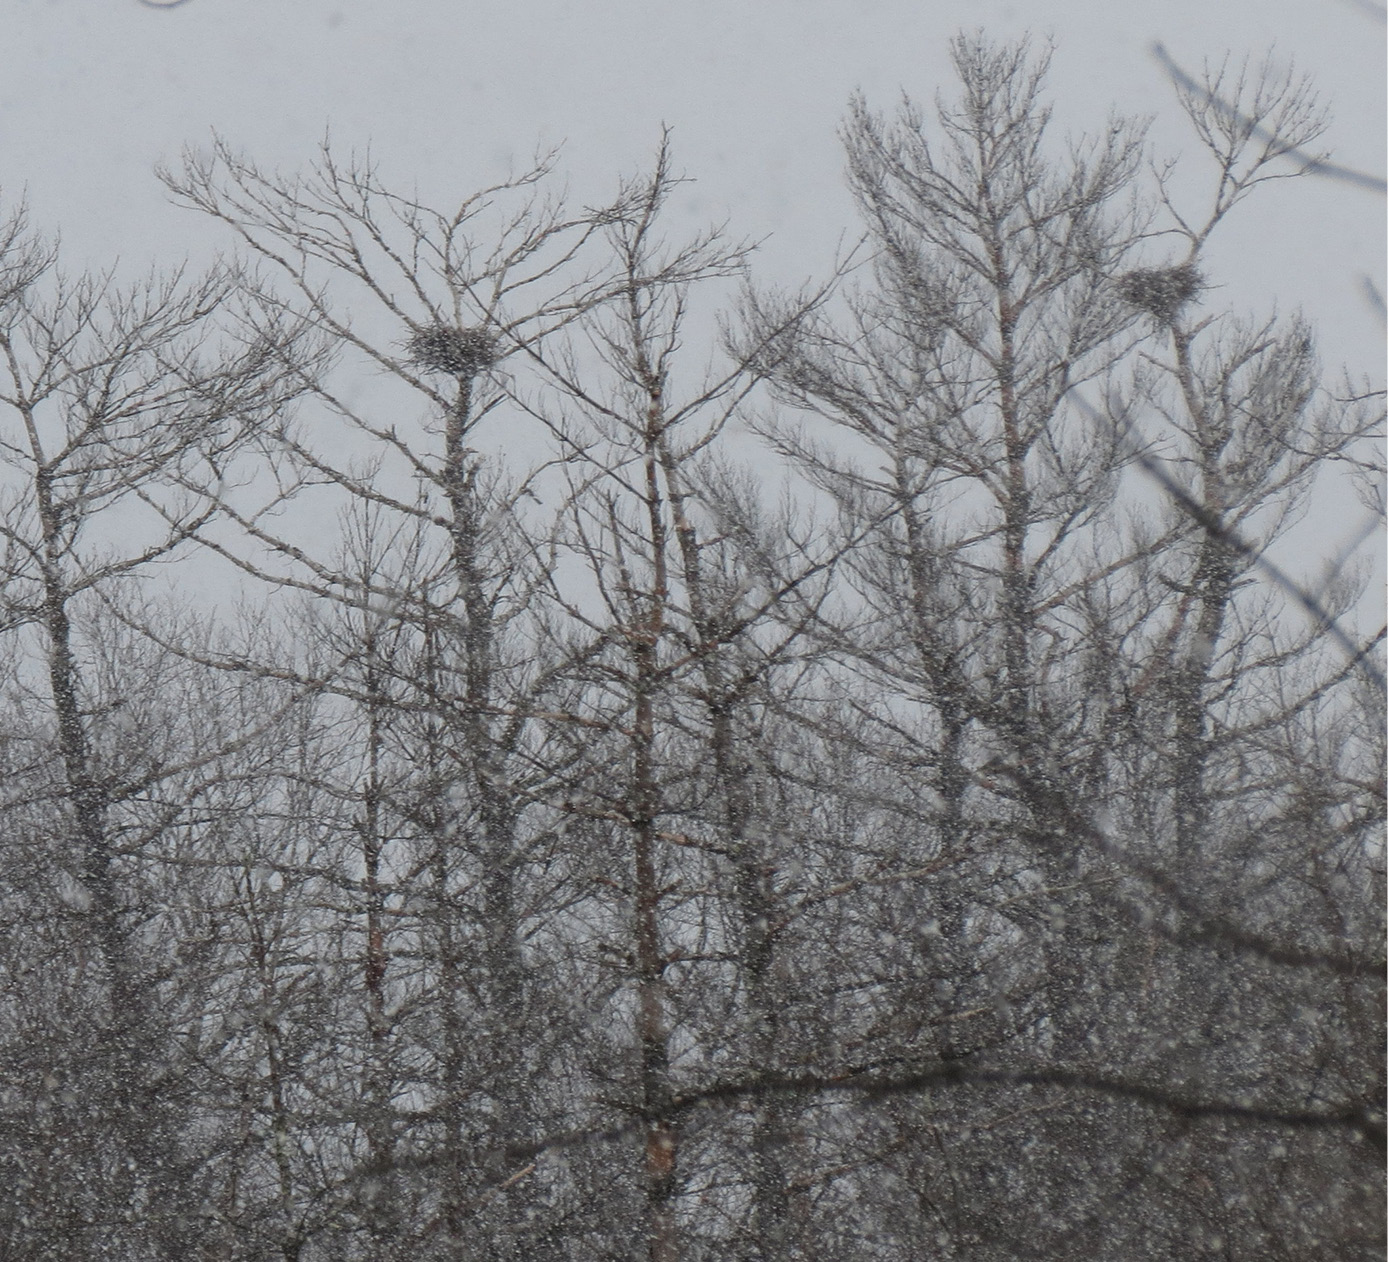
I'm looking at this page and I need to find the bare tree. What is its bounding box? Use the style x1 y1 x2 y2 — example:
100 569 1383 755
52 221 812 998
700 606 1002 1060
507 138 850 1259
733 33 1383 1259
157 139 661 1256
0 200 308 1256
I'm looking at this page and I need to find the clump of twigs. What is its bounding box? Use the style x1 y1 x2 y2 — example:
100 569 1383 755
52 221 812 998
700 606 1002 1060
1116 264 1205 323
405 323 499 376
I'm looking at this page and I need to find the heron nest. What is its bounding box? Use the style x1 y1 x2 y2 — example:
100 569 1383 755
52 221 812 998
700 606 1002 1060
1115 264 1204 323
405 323 499 377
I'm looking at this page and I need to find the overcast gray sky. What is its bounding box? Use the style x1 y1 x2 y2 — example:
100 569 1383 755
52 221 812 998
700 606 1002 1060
4 0 1384 603
4 1 1382 361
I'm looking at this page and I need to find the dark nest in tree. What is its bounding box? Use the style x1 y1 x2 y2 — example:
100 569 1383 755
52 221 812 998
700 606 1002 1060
1115 264 1205 323
405 323 499 376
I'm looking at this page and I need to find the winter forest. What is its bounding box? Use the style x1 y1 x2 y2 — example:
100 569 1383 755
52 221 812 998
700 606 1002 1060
0 33 1382 1261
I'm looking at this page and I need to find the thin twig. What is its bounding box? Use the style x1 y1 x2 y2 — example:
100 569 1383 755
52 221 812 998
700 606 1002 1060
1071 389 1386 694
1152 43 1387 193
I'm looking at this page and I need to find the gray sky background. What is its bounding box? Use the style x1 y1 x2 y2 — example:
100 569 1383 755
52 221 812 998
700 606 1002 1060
4 0 1384 586
5 1 1382 347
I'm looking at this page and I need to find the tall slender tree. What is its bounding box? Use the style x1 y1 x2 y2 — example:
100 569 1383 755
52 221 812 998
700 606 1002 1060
736 34 1384 1258
0 201 308 1257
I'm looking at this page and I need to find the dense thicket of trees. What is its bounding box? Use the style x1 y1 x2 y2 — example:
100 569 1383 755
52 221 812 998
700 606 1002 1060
0 35 1381 1261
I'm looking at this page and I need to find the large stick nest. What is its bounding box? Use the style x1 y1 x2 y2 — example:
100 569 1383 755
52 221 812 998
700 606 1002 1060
1115 264 1205 323
405 323 499 376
